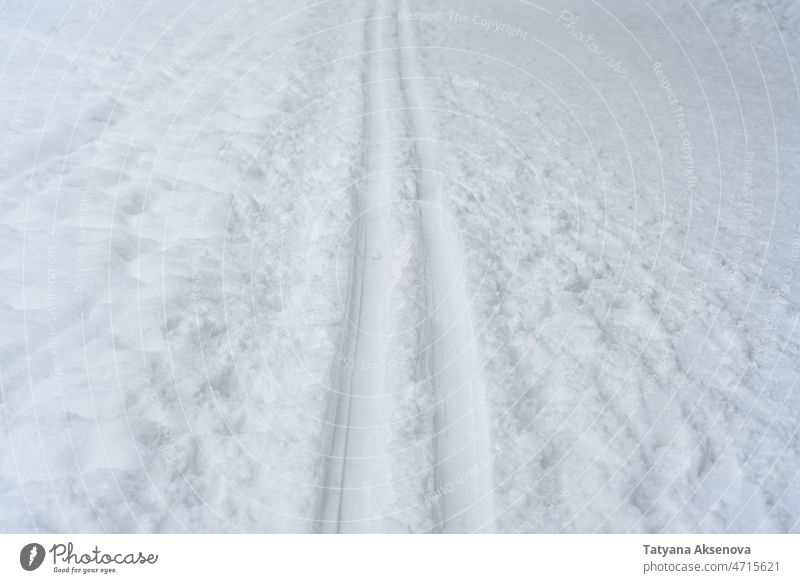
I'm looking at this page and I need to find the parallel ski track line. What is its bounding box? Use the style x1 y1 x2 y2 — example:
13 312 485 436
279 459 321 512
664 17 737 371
395 0 496 533
315 3 396 534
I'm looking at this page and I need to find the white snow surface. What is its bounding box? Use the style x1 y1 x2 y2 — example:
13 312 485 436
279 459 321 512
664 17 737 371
1 0 799 533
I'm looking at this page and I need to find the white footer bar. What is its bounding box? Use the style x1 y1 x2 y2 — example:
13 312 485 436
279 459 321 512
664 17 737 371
1 534 797 582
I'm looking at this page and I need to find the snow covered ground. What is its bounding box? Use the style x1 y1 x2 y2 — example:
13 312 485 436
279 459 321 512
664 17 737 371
1 0 798 533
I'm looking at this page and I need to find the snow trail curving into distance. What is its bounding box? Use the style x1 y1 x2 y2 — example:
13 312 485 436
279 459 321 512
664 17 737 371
397 1 496 533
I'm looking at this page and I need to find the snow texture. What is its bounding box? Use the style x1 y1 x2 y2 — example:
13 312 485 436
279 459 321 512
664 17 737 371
0 0 798 533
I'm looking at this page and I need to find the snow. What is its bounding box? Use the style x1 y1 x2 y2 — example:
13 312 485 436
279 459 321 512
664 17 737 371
0 0 798 533
317 5 402 533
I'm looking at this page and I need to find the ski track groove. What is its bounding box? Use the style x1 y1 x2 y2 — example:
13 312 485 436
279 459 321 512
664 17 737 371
396 0 496 534
315 3 396 534
316 0 496 533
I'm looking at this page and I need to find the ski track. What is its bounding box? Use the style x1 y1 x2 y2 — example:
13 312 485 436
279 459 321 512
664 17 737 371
315 2 397 534
317 0 496 533
396 0 496 534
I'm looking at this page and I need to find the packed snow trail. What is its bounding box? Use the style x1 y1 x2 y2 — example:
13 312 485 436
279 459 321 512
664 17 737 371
315 4 397 534
397 2 496 533
317 0 497 533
